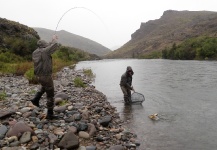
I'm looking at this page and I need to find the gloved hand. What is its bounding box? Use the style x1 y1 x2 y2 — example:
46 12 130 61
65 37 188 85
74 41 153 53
52 34 58 41
131 86 135 92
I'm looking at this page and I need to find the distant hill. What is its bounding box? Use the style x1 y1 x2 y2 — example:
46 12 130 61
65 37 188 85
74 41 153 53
34 28 111 56
105 10 217 58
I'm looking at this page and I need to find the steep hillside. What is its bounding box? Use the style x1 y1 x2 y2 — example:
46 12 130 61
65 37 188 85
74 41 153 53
0 18 39 39
106 10 217 58
0 18 39 51
34 28 111 56
0 18 39 60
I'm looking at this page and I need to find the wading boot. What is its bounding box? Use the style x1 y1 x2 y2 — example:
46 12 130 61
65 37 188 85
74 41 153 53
31 92 43 107
124 96 131 105
46 109 59 120
128 96 132 103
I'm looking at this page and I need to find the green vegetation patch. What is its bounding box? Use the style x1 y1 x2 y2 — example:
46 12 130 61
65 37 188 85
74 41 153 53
83 68 95 78
57 100 68 106
74 77 86 88
0 91 6 101
162 36 217 60
24 68 38 84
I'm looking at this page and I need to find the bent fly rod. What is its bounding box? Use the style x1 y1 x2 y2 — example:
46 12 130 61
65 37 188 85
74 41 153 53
54 6 108 35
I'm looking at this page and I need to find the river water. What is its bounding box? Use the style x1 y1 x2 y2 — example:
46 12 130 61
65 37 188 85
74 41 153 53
75 59 217 150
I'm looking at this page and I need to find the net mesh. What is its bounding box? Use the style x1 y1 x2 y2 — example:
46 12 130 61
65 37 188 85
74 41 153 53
131 92 145 104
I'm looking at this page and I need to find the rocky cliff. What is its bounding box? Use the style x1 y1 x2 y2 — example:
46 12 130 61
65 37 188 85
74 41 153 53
106 10 217 58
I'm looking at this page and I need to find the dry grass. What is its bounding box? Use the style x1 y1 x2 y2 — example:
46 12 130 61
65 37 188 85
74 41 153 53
15 62 33 75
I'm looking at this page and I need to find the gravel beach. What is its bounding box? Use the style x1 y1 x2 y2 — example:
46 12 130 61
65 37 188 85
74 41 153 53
0 65 141 150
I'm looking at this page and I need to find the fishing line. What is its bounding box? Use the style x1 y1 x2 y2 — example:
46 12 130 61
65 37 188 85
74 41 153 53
54 6 108 35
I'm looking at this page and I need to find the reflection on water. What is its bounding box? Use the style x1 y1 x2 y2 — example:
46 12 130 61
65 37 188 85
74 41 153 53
120 104 144 122
76 59 217 150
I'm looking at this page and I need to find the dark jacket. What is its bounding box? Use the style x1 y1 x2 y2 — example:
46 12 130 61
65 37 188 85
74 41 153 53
120 71 133 90
32 40 58 76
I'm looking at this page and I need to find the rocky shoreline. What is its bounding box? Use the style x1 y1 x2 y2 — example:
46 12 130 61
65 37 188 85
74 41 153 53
0 65 141 150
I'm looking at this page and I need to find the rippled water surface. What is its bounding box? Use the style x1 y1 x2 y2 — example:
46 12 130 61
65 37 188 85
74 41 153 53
76 59 217 150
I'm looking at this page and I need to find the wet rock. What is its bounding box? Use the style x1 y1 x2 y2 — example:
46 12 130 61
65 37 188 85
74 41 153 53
9 141 20 146
99 115 112 127
67 105 73 110
54 105 67 113
74 103 84 109
87 123 96 136
2 147 23 150
6 136 18 143
34 129 43 134
22 111 32 118
0 125 8 139
31 135 38 143
0 109 16 119
53 128 64 136
96 135 104 142
115 134 122 140
75 113 82 121
68 126 77 133
77 146 86 150
29 143 39 150
19 131 31 144
108 145 125 150
19 107 31 113
81 111 89 120
66 110 80 115
58 131 79 149
121 134 128 141
94 107 102 113
6 121 34 138
48 133 58 143
135 140 141 146
78 131 90 139
55 92 69 100
77 122 88 131
86 145 97 150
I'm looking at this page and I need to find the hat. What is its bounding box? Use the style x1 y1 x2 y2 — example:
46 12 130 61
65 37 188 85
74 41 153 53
126 66 132 71
37 40 48 48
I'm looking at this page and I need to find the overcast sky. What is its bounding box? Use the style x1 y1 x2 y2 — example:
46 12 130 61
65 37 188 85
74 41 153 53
1 0 216 49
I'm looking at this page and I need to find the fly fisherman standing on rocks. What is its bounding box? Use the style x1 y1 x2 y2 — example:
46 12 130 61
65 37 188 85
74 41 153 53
120 66 135 104
31 35 59 119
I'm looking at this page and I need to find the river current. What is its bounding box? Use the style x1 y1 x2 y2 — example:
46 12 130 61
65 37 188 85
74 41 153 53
75 59 217 150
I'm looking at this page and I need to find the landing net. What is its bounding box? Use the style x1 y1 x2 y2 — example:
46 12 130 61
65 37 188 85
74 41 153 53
131 92 145 104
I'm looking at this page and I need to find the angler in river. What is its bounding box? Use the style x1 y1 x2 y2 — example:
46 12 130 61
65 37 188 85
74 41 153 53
120 66 135 104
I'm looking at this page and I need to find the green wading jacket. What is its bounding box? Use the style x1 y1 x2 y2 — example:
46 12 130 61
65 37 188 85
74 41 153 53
32 40 58 76
120 71 133 90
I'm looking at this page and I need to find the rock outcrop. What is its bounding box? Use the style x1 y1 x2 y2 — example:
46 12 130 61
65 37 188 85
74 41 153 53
106 10 217 58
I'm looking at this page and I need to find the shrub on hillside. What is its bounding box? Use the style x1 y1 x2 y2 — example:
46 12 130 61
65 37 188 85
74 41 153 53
162 36 217 60
0 52 23 63
4 37 37 60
